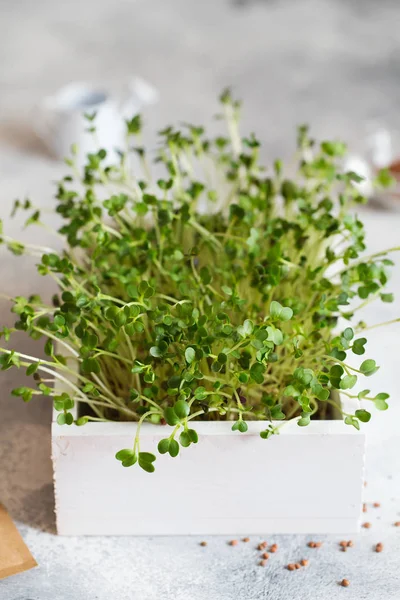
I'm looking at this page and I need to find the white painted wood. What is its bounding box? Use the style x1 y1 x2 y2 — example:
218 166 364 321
52 395 365 535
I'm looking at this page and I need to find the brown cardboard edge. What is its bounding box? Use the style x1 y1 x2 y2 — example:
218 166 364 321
0 557 38 581
0 504 38 580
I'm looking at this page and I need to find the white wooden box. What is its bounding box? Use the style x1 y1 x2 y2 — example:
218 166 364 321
52 396 365 535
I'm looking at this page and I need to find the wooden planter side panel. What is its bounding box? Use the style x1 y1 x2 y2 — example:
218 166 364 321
52 421 365 535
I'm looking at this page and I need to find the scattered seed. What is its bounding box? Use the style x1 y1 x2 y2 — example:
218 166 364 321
341 546 347 552
259 559 268 567
394 522 400 527
200 541 207 547
364 481 368 487
308 541 322 548
341 579 350 587
373 502 381 508
294 563 301 569
300 559 308 567
339 541 348 548
363 503 367 513
242 537 250 543
375 543 383 553
229 540 238 546
257 541 267 550
347 540 354 547
287 564 296 571
261 552 270 560
362 522 372 529
270 544 278 553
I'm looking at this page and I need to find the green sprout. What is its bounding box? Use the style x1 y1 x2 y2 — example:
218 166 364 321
0 92 398 472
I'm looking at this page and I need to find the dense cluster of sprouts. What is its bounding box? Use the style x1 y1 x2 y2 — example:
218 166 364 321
0 91 396 471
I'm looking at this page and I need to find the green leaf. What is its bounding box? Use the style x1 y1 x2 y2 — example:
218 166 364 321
194 386 208 400
360 359 379 376
179 431 191 447
57 413 67 425
355 409 371 423
267 326 283 345
158 438 170 454
187 428 198 443
44 339 53 356
343 327 354 341
138 452 156 472
150 346 163 358
116 449 135 461
284 385 299 398
374 167 396 189
270 301 282 318
185 347 196 364
221 286 232 296
270 405 285 420
139 452 156 463
250 362 265 384
164 407 180 426
380 293 394 303
138 460 155 473
260 428 274 439
270 301 293 322
174 399 190 419
340 374 357 390
168 439 180 457
280 307 293 322
352 338 367 355
344 415 360 430
375 398 389 411
238 319 253 337
200 266 212 285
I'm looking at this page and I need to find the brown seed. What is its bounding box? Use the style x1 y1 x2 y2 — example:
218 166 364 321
373 502 381 508
242 537 250 543
270 544 278 553
287 564 296 571
229 540 238 546
341 579 350 587
347 540 354 547
300 559 308 567
294 563 301 569
315 542 323 548
259 559 268 567
362 503 367 513
257 541 267 550
261 552 270 560
362 522 372 529
375 543 383 552
341 546 347 552
364 481 368 487
200 541 207 547
308 541 316 548
394 522 400 527
339 541 348 548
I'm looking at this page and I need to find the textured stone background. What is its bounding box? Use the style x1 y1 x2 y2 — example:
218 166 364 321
1 0 400 598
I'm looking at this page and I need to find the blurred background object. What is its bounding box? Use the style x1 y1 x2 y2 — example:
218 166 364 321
33 77 158 165
1 0 400 164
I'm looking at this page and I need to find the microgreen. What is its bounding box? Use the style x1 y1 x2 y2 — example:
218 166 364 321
0 91 398 472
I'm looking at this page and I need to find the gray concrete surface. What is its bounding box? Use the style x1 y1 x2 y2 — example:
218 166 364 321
1 0 400 598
